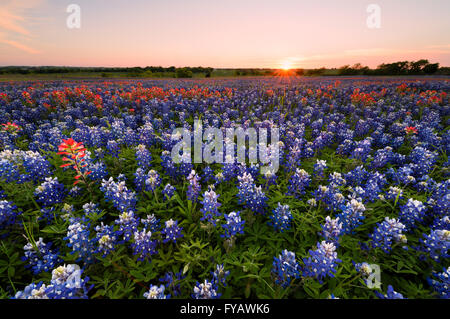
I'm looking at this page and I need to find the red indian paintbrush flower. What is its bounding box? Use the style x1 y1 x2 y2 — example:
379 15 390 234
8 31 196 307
405 126 418 135
2 122 21 134
57 138 91 185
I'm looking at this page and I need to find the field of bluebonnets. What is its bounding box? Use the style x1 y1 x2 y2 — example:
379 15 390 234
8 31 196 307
0 77 448 299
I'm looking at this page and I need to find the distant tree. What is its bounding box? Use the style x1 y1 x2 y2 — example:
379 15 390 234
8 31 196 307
176 68 193 78
409 59 429 74
423 63 439 74
205 67 213 77
437 67 450 75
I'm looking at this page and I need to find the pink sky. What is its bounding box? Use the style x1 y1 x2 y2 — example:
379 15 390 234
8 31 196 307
0 0 449 68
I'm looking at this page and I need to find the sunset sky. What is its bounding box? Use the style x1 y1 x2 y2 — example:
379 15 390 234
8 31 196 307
0 0 449 69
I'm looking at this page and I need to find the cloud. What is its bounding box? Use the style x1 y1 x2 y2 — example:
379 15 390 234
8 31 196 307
0 10 30 36
0 37 40 54
0 0 44 54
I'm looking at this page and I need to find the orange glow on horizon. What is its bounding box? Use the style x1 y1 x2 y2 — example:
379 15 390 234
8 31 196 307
280 61 293 71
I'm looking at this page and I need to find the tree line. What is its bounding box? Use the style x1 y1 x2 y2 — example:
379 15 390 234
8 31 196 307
294 60 449 76
0 60 448 77
0 66 214 78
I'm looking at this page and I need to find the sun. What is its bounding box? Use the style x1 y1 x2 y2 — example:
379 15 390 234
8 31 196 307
281 61 292 70
273 60 296 78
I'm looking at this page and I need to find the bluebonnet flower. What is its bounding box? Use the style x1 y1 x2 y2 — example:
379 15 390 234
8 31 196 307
13 282 49 299
320 216 342 243
303 241 342 282
115 210 140 242
131 228 158 261
61 203 74 219
21 150 52 183
245 185 268 214
285 144 301 172
202 166 215 184
34 177 66 207
313 185 345 211
247 163 260 180
358 178 384 203
14 264 91 299
94 148 105 159
313 159 327 177
138 122 155 147
237 172 267 214
271 249 301 287
414 175 436 193
135 144 152 170
178 153 193 178
222 158 237 181
428 180 449 217
431 215 450 231
64 217 96 264
94 223 120 257
428 267 450 299
337 139 354 156
370 146 393 169
162 183 176 200
192 280 220 299
46 264 92 299
82 202 102 216
134 167 146 192
144 284 169 299
221 211 245 238
268 203 293 232
350 138 372 162
161 151 177 179
385 186 404 202
344 165 368 187
187 170 201 202
22 237 61 275
419 229 449 262
200 188 221 225
399 198 427 230
101 177 137 211
307 198 317 207
370 217 407 253
336 199 366 235
212 264 230 287
68 186 82 197
214 171 225 185
87 161 108 180
161 219 183 243
145 169 161 192
0 200 20 229
387 165 416 185
328 172 346 188
354 262 373 277
39 207 56 224
262 169 278 188
329 190 346 211
0 150 51 183
159 271 185 297
409 146 437 176
106 140 120 158
303 141 315 157
287 168 311 199
375 285 405 299
141 214 160 232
